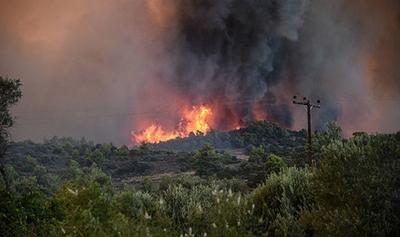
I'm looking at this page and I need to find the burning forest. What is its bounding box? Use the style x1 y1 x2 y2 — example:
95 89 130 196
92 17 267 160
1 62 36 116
130 0 400 144
0 0 399 144
132 104 214 144
1 1 400 236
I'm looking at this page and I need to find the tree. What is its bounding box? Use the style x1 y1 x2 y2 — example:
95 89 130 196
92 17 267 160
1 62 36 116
250 167 314 236
116 145 129 157
311 133 400 236
0 77 22 190
265 154 287 175
248 145 266 162
312 121 342 161
193 144 223 177
87 149 106 166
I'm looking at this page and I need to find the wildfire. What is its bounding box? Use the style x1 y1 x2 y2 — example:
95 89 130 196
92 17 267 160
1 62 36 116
131 105 213 144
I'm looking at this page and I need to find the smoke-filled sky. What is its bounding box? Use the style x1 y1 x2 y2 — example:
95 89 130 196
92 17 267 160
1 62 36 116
1 0 399 144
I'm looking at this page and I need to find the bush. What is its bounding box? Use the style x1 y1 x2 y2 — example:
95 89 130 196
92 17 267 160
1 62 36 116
114 191 156 219
248 145 266 162
265 154 287 175
310 133 400 236
193 145 224 177
53 182 117 236
249 167 314 236
0 189 61 237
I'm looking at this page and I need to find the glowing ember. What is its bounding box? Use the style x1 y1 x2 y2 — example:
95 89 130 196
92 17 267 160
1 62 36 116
132 105 213 144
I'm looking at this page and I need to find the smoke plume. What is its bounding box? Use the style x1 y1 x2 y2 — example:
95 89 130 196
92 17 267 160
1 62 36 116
0 0 399 144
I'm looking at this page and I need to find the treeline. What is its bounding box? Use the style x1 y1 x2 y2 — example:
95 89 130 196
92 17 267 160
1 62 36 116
2 121 309 193
2 133 296 193
1 125 400 236
151 121 306 155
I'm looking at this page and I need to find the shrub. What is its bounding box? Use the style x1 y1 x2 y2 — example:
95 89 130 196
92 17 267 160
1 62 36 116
310 134 400 236
193 145 224 177
0 189 61 237
114 191 156 219
249 167 314 236
52 182 117 236
248 145 266 162
265 154 287 175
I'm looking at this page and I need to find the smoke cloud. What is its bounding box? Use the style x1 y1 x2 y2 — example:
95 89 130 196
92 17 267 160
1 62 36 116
160 0 309 129
0 0 399 144
290 0 400 134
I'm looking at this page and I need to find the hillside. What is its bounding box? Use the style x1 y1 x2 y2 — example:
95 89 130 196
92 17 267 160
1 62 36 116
4 121 306 192
151 121 306 153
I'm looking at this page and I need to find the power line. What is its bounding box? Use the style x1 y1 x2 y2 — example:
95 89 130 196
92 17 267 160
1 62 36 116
293 96 320 163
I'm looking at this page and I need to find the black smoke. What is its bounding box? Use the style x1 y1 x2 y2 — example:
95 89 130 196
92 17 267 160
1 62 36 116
1 0 399 144
162 0 309 128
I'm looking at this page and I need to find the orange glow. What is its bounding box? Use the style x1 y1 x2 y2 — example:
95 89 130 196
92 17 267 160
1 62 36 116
253 101 268 121
146 0 176 27
132 105 213 144
131 124 179 144
181 105 212 134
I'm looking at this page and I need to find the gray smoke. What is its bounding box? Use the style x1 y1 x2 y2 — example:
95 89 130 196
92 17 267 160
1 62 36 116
289 0 400 134
0 0 399 144
160 0 310 128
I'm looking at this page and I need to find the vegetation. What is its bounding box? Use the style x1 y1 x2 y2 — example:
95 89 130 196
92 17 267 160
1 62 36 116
151 121 306 156
0 126 399 236
1 78 399 236
0 77 22 190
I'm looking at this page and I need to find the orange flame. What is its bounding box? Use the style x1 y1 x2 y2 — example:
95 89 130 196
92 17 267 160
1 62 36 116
131 124 180 144
181 105 212 134
132 105 213 144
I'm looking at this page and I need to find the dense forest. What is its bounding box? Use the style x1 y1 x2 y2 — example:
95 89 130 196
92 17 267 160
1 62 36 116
1 77 400 236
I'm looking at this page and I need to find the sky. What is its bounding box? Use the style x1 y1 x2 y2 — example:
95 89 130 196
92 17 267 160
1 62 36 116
1 0 399 144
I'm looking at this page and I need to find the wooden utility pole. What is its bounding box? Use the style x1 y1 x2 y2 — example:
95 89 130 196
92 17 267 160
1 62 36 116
293 96 320 162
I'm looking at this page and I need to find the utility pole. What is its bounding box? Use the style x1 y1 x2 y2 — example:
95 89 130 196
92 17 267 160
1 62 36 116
293 96 320 163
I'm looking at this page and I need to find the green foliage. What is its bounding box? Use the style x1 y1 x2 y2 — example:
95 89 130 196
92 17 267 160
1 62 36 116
265 154 287 175
1 120 400 236
0 77 22 189
99 143 113 156
116 145 130 157
250 167 314 236
193 144 217 160
0 189 61 237
138 142 150 155
0 77 22 131
248 145 266 162
193 145 223 177
312 121 343 159
67 160 84 180
87 149 106 166
53 182 118 236
114 190 156 219
310 133 400 236
153 121 306 158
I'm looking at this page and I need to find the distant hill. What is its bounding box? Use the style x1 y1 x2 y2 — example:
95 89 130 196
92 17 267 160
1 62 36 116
4 121 307 193
151 121 306 155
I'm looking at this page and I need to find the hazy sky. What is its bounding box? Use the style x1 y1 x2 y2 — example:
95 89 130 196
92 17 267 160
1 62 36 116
1 0 399 144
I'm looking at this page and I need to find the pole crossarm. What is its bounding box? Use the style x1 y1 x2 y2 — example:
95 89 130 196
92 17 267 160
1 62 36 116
292 96 321 163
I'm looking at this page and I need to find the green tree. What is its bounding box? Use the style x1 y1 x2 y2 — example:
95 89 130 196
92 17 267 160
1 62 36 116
0 77 22 190
312 121 343 160
248 145 266 162
250 167 314 236
116 145 130 157
265 154 287 175
87 149 106 166
193 144 223 177
310 133 400 236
